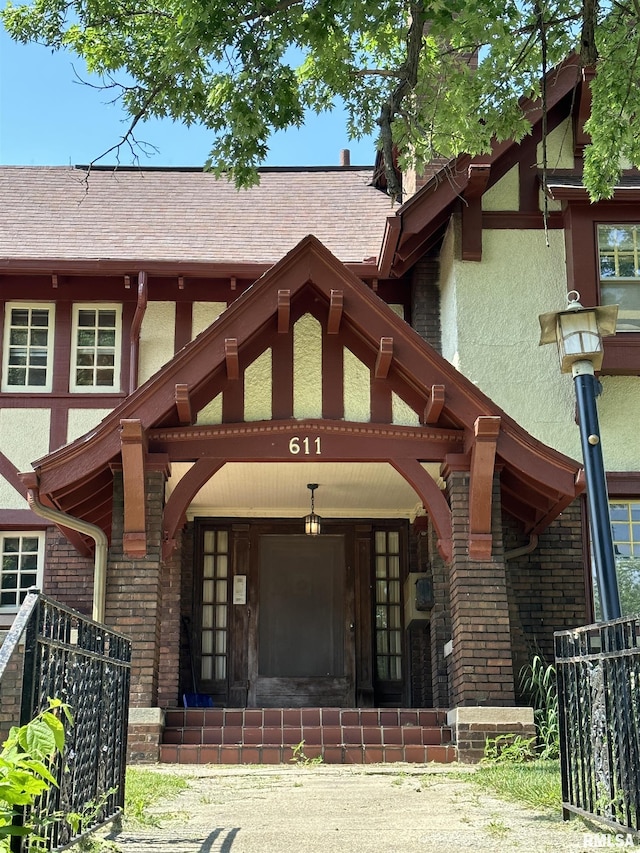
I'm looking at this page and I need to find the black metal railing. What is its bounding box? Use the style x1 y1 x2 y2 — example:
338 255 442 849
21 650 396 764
0 591 131 851
555 617 640 835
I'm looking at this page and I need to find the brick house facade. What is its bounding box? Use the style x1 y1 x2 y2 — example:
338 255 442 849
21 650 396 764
1 59 638 761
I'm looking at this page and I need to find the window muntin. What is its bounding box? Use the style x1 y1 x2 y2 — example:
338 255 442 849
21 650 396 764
2 303 55 392
200 529 229 683
1 532 45 611
597 225 640 332
70 304 122 392
374 529 402 681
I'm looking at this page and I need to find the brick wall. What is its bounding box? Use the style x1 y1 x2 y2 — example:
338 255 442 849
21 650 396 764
43 527 94 616
157 529 183 708
445 470 515 706
410 258 441 352
504 499 587 699
106 470 165 708
179 522 195 700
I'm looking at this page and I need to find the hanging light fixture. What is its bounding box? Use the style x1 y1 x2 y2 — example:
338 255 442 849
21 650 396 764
304 483 321 536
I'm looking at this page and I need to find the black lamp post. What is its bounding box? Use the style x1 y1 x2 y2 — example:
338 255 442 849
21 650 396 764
539 291 622 621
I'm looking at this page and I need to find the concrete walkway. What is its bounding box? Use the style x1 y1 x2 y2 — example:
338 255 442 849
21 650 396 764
101 763 596 853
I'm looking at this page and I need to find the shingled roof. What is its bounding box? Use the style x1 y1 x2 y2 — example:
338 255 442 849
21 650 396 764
0 165 391 266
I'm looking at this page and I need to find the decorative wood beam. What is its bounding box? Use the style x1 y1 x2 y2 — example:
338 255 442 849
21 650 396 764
374 337 393 379
422 384 445 425
390 458 452 562
277 289 290 333
178 275 185 290
230 276 237 291
327 290 343 335
124 275 131 289
51 274 58 288
162 458 226 559
174 383 193 426
120 418 148 558
224 338 239 380
469 415 501 561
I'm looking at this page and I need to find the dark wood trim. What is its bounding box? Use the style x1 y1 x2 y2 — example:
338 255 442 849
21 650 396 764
277 290 290 333
563 201 640 374
174 384 193 426
327 290 343 334
52 301 71 395
229 524 251 707
607 472 640 496
162 459 226 559
0 508 52 527
0 451 27 498
49 406 69 452
321 331 344 420
354 524 374 706
423 385 445 425
483 211 564 229
174 301 193 353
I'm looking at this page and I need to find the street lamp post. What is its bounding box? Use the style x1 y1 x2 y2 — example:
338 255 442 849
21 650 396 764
539 291 622 621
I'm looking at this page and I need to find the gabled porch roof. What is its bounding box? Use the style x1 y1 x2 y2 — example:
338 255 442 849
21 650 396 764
25 235 583 559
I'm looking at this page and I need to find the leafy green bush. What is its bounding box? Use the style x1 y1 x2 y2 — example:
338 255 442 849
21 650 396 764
0 699 72 850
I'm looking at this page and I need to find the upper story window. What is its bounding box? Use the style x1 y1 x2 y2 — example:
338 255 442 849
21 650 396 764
70 304 122 392
0 532 45 611
597 225 640 331
1 303 55 392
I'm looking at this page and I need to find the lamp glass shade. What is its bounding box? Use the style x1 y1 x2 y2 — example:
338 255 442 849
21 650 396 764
304 512 321 536
558 310 602 367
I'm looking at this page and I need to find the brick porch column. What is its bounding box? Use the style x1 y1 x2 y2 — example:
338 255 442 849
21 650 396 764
106 469 166 708
443 467 515 707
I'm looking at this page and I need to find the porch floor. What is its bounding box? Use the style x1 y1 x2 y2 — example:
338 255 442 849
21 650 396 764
160 707 457 765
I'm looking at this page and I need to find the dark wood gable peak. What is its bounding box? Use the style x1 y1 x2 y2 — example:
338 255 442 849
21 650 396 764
380 56 585 277
27 234 582 561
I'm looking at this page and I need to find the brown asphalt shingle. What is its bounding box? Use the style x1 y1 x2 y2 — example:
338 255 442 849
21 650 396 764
0 166 392 265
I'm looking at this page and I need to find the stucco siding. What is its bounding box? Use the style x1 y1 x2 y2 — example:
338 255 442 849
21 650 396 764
293 314 322 419
67 409 113 444
482 166 519 212
192 302 226 338
139 302 176 384
443 228 582 459
245 350 272 422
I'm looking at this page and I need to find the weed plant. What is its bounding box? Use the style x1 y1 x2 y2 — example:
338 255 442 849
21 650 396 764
471 760 562 812
124 769 189 826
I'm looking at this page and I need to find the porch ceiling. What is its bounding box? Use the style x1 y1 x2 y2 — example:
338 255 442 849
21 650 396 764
168 461 442 520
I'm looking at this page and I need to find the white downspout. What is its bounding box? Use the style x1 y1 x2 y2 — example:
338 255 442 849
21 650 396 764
26 488 108 623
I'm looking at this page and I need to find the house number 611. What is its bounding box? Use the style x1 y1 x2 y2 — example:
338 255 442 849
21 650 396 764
288 436 321 455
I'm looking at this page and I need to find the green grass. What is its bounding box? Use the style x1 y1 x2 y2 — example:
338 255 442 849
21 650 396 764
469 760 562 812
124 768 190 826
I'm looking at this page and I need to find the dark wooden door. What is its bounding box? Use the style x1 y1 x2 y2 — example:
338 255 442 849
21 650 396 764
250 534 355 707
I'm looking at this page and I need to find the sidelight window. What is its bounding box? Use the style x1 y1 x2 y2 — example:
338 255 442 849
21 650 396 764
374 529 402 681
200 529 229 682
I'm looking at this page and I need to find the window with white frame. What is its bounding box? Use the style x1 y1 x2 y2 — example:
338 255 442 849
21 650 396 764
70 304 122 392
597 225 640 331
2 303 55 392
0 532 45 611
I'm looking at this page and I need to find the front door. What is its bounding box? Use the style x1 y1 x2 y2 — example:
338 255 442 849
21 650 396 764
249 534 355 707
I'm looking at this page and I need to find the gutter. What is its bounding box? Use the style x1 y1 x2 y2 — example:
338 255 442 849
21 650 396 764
26 487 108 623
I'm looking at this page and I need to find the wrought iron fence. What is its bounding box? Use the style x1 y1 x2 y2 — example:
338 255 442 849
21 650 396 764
555 616 640 835
0 590 131 851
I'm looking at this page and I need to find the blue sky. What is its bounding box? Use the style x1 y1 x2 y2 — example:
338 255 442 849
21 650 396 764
0 29 377 168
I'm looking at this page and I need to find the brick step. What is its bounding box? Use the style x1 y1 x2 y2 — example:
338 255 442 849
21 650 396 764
160 708 457 765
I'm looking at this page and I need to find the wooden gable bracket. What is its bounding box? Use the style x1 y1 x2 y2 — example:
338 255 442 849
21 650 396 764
327 290 343 334
461 163 491 262
120 418 148 558
468 415 501 561
225 338 240 380
277 289 290 333
422 384 445 425
375 337 393 379
174 383 193 425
